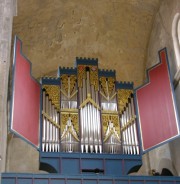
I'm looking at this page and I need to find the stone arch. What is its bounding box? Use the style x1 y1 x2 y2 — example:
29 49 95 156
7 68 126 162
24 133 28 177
172 12 180 69
158 158 177 176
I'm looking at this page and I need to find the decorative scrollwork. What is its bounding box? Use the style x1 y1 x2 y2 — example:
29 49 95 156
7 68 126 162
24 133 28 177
61 74 77 97
43 85 60 110
117 89 133 114
61 112 79 136
102 114 120 136
100 77 116 99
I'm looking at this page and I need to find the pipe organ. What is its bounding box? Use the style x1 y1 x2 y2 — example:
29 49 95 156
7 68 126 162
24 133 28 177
41 58 139 155
11 38 180 178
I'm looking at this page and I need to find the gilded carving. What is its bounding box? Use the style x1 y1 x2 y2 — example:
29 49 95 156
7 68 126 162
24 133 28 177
61 112 79 136
77 65 98 90
77 65 86 88
100 77 116 101
61 74 77 98
43 85 60 110
90 65 99 91
102 114 120 136
117 89 133 114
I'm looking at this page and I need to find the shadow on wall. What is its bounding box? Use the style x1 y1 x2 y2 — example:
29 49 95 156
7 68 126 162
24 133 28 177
158 158 177 176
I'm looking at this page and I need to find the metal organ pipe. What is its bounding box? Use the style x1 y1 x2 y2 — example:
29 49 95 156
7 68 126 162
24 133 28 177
131 97 139 154
83 78 86 102
126 106 133 154
120 97 139 155
122 111 128 154
45 95 50 152
42 90 60 152
49 101 52 152
97 108 102 153
42 90 46 152
128 101 136 154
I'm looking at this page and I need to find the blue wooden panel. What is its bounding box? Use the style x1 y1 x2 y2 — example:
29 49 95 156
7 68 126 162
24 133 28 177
161 181 177 184
130 181 144 184
67 179 81 184
81 159 103 169
61 158 80 174
1 178 15 184
145 181 158 184
99 179 112 184
50 179 65 184
83 180 97 184
124 160 141 174
2 173 180 184
40 156 60 173
105 160 122 175
34 179 49 184
114 180 127 184
18 178 32 184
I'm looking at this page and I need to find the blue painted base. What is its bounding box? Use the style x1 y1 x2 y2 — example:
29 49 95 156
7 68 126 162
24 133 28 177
39 152 142 176
1 173 180 184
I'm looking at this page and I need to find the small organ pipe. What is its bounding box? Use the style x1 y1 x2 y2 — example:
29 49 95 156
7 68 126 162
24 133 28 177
85 106 88 153
126 108 132 154
80 107 84 153
121 115 126 154
126 106 133 154
94 106 98 153
89 104 93 153
123 112 128 154
42 91 60 153
131 97 139 154
45 95 49 152
128 101 136 154
97 109 102 153
42 90 46 152
49 101 52 152
86 70 90 95
83 78 86 102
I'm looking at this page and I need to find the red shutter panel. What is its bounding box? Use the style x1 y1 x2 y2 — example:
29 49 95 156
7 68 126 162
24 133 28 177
136 48 179 153
11 36 40 148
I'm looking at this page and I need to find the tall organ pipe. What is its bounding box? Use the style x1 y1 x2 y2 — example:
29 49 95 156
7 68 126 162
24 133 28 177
80 107 84 153
131 97 139 154
45 95 49 152
42 90 46 152
128 101 136 154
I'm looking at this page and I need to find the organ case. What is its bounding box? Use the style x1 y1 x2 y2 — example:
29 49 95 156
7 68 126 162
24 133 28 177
11 36 180 176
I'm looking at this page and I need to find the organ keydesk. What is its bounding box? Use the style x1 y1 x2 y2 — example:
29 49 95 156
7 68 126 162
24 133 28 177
9 37 180 179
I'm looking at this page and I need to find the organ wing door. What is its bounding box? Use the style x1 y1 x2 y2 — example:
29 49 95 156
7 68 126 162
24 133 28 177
10 36 40 148
136 48 180 153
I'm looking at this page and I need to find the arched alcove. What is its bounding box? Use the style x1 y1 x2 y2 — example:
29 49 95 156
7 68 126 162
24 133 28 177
172 13 180 69
158 158 177 176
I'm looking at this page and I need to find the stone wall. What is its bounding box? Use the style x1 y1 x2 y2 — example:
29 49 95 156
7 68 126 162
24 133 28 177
0 0 17 173
4 0 180 176
145 0 180 176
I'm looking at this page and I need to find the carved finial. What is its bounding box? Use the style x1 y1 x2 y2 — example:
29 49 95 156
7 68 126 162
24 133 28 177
87 93 91 98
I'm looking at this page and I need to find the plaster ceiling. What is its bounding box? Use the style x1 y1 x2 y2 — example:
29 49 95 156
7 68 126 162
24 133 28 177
12 0 160 87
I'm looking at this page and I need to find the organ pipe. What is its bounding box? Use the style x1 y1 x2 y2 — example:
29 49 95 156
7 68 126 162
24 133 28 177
41 63 139 155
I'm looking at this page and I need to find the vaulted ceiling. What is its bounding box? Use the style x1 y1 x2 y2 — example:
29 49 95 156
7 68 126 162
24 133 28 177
12 0 160 87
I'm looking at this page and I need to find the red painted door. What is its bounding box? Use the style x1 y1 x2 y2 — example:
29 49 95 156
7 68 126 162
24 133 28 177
11 36 40 148
136 48 179 153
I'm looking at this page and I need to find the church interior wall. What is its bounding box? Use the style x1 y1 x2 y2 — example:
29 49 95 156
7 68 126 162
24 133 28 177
1 0 180 177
